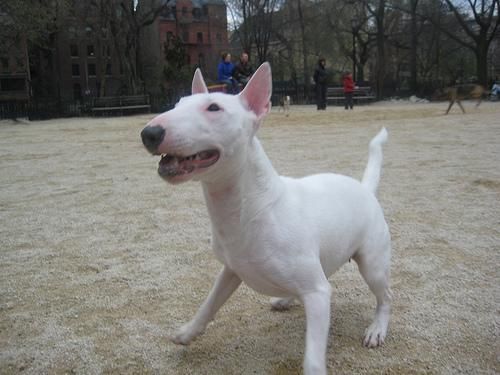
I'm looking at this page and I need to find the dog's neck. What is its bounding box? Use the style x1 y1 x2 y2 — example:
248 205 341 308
201 137 283 226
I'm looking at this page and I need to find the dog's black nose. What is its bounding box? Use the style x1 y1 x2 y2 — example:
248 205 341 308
141 125 165 154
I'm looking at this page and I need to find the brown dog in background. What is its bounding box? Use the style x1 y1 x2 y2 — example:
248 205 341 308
435 84 486 114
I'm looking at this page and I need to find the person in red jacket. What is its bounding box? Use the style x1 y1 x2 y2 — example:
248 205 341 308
343 71 355 110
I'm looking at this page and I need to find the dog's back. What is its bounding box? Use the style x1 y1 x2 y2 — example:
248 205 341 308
444 84 485 101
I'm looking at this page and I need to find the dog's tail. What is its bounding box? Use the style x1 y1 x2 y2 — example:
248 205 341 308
361 128 388 195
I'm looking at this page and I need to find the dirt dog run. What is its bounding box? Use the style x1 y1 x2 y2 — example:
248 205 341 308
1 101 499 374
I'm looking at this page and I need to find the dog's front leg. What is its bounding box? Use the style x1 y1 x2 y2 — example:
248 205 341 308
171 266 241 345
302 284 332 375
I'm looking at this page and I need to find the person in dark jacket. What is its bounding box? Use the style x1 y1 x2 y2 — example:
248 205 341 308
313 58 328 110
343 71 355 110
233 52 254 89
217 52 237 93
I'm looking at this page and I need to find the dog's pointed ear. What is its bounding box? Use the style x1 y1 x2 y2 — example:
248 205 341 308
239 62 272 118
192 68 208 95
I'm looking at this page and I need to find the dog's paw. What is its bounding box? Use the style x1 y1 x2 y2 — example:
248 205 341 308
363 322 387 348
170 322 204 345
270 297 294 311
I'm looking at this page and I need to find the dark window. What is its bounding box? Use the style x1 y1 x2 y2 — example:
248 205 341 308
16 57 24 69
197 32 203 44
72 64 80 76
88 63 96 76
193 8 201 20
1 57 9 70
87 45 95 57
73 83 82 100
106 63 112 75
1 78 25 91
182 7 188 16
70 44 79 57
182 32 189 42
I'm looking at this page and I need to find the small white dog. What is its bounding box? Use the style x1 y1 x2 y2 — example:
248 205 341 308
141 63 392 375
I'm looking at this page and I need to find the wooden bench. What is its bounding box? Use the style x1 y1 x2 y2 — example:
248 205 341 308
91 95 151 115
327 86 375 104
207 84 227 93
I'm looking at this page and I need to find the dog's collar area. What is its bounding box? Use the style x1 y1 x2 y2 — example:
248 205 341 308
158 149 220 178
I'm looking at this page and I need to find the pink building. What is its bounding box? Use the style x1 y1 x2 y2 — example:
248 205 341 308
158 0 229 81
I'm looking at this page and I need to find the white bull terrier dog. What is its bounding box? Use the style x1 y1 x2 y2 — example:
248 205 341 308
141 63 392 375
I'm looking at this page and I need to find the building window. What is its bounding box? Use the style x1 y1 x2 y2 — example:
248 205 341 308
72 64 80 76
1 57 9 70
73 83 82 100
182 7 188 17
197 32 203 44
70 44 79 57
16 57 25 70
106 63 112 75
182 32 189 42
193 8 201 20
88 63 96 76
198 53 205 67
1 77 25 91
87 45 95 57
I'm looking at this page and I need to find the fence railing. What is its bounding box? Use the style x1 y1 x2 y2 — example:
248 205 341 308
0 82 335 120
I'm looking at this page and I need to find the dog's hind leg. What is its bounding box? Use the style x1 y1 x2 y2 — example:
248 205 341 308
353 236 392 348
457 100 466 113
445 100 454 114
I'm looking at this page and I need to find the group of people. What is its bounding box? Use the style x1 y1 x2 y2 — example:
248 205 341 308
314 58 355 111
217 52 254 94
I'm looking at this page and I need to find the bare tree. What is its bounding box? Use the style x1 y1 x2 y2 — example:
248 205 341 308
107 0 166 94
227 0 282 62
429 0 500 85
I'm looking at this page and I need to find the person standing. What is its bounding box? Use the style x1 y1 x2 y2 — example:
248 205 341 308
217 52 237 93
343 71 354 110
233 52 254 90
313 58 328 110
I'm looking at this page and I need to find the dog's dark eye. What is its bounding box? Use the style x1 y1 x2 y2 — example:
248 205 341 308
207 103 221 112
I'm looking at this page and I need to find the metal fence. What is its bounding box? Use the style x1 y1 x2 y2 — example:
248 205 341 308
0 83 308 121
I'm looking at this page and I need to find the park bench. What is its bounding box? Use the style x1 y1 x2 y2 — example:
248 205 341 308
207 84 227 93
91 95 151 116
327 86 375 105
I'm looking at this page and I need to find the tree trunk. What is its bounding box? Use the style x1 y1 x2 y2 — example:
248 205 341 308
476 37 489 86
375 0 386 99
409 0 418 94
297 0 310 102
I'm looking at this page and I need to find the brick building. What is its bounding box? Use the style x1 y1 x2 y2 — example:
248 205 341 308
1 0 229 104
158 0 229 81
0 13 30 102
52 3 125 101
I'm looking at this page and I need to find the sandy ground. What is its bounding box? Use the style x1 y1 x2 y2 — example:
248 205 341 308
0 100 499 375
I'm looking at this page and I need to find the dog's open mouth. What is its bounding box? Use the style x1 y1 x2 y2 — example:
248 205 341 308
158 149 220 179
